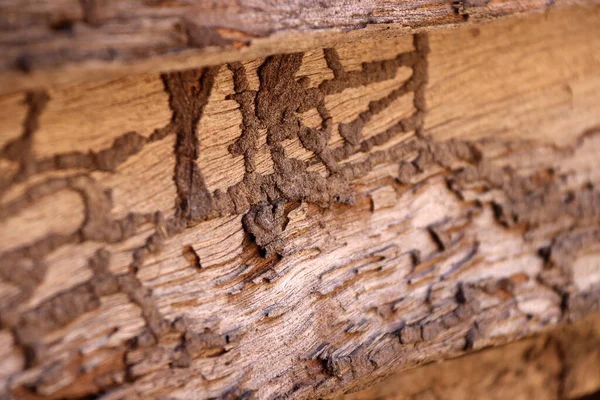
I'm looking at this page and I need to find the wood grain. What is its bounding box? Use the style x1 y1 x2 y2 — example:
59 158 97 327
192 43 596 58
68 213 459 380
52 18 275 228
0 6 599 399
339 312 600 400
1 0 600 94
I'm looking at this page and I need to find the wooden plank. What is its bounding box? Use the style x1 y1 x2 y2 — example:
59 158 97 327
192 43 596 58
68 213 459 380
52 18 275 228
1 0 599 94
339 312 600 400
0 6 599 399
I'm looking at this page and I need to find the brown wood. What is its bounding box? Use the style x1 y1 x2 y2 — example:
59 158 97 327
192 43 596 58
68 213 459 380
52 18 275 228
1 0 599 94
339 312 600 400
0 5 599 399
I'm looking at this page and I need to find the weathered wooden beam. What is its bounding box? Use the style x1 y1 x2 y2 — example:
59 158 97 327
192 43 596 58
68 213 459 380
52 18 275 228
1 0 599 94
0 5 599 400
340 312 600 400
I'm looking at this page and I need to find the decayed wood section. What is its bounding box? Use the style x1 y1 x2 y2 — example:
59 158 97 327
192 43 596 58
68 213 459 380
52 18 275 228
2 0 600 94
1 5 600 399
340 312 600 400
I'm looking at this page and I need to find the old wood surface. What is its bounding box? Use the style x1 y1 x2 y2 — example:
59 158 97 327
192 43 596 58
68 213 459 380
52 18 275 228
1 0 600 94
340 312 600 400
1 5 600 399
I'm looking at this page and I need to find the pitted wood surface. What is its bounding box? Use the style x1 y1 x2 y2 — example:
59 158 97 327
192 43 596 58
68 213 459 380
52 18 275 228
0 7 600 399
339 312 600 400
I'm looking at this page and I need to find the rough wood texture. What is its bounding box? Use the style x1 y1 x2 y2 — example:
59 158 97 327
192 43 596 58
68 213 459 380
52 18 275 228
1 0 600 94
1 6 600 399
343 313 600 400
339 312 600 400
